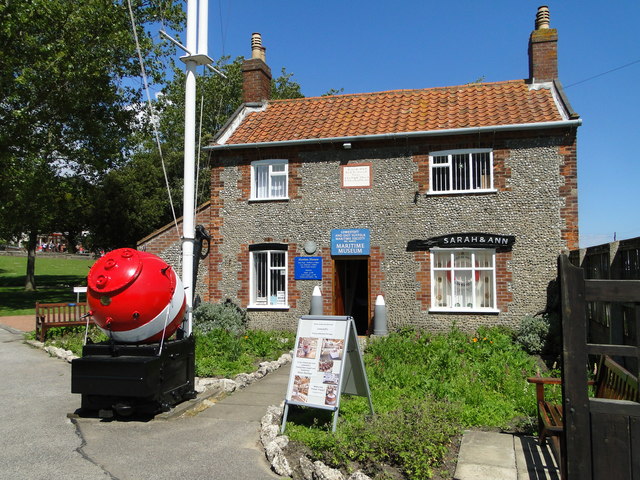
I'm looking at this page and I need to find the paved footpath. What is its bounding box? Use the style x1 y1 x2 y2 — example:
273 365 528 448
0 324 281 480
455 430 560 480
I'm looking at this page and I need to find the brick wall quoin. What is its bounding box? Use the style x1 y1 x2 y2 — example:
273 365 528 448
559 142 579 250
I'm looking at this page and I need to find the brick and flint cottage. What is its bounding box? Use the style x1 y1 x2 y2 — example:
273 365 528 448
140 6 580 335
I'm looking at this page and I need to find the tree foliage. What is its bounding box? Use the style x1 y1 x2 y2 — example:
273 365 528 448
88 56 304 250
0 0 183 288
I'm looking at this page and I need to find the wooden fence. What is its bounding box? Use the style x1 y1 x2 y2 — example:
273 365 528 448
559 254 640 479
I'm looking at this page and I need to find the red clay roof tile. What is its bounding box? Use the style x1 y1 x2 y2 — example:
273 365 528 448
217 80 564 146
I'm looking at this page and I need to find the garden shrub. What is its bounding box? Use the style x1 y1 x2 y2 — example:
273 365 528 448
515 315 549 354
193 299 248 335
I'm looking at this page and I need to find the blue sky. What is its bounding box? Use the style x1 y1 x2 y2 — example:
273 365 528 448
181 1 640 248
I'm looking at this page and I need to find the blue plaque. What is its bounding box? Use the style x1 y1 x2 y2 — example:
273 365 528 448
331 229 370 256
294 257 323 280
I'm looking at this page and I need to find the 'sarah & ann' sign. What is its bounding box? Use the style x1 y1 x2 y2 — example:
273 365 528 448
406 233 516 252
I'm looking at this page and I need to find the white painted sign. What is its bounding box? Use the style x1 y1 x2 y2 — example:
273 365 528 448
342 164 371 188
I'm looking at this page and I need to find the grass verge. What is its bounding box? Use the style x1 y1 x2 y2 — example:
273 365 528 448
0 255 93 316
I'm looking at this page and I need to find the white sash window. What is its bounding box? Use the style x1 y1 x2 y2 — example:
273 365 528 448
250 247 288 308
429 149 494 194
251 159 288 200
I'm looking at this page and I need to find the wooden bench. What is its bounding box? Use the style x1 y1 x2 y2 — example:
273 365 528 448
527 355 639 468
35 302 92 341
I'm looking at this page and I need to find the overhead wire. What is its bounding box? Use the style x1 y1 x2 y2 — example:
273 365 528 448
565 59 640 89
126 0 181 243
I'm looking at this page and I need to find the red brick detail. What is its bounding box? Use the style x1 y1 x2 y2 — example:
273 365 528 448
529 29 558 82
413 154 430 193
242 58 272 103
321 250 333 315
559 141 579 250
237 163 251 201
369 247 385 323
414 251 431 310
236 244 249 306
495 251 513 312
288 157 301 200
492 148 512 191
287 242 300 309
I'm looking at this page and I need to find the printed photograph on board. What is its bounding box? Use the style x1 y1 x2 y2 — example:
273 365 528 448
296 337 318 359
320 338 344 361
322 372 340 385
318 357 334 372
324 385 338 406
291 375 310 403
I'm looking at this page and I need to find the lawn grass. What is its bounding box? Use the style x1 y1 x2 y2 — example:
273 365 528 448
0 255 94 316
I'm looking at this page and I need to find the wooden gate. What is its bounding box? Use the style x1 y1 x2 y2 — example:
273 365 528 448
559 254 640 479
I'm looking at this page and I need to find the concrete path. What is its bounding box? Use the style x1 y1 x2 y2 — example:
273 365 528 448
0 324 283 480
454 430 560 480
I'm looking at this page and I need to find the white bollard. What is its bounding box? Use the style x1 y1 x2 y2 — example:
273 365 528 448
310 285 323 315
373 294 388 335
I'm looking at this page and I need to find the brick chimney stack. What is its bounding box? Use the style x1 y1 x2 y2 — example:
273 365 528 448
242 33 272 103
528 6 558 82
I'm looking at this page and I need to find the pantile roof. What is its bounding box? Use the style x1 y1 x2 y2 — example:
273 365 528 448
214 80 571 147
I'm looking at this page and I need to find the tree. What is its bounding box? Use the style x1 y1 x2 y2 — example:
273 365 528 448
87 57 304 249
0 0 183 289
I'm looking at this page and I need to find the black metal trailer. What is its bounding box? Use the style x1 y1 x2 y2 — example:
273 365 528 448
71 335 196 417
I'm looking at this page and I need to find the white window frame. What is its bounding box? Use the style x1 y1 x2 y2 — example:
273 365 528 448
428 148 495 194
429 248 499 313
250 159 289 201
249 248 289 309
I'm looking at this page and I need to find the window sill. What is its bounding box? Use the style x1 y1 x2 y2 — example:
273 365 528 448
429 307 500 314
249 197 289 203
248 304 290 310
426 189 497 196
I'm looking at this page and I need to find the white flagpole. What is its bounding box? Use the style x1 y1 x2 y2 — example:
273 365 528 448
180 0 199 336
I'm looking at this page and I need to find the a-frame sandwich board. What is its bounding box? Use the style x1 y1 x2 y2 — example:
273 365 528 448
281 315 374 433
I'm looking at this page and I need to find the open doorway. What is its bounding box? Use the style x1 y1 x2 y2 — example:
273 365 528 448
333 258 370 335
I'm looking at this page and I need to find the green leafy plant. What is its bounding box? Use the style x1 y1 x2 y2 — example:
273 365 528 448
194 328 294 378
515 315 550 354
286 327 542 479
44 325 108 356
193 299 248 335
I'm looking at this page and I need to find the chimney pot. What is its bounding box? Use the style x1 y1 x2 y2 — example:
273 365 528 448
251 32 266 62
536 6 550 29
242 32 271 103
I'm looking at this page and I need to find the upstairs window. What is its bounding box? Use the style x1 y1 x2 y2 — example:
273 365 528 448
251 159 288 200
249 245 288 308
430 249 498 312
429 149 494 194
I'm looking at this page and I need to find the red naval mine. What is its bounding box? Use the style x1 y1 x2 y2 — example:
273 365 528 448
87 248 186 343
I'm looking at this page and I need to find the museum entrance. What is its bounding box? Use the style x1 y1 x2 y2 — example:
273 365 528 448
332 258 370 335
